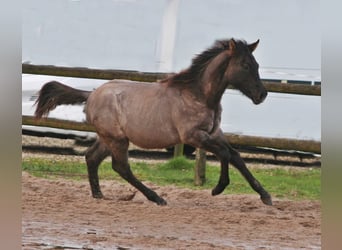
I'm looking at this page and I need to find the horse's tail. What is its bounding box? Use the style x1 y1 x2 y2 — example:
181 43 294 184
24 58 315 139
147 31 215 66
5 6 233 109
34 81 91 119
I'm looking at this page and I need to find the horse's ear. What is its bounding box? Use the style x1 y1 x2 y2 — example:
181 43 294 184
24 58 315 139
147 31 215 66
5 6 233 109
229 39 236 53
248 39 259 52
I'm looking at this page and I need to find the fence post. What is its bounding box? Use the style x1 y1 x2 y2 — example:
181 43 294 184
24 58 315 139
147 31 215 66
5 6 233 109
194 148 206 186
173 144 184 157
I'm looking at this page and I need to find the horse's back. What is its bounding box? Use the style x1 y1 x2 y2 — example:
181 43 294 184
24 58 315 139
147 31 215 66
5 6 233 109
86 79 157 113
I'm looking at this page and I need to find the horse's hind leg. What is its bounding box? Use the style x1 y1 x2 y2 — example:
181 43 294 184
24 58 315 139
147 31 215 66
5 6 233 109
85 139 110 198
228 146 272 205
108 138 167 206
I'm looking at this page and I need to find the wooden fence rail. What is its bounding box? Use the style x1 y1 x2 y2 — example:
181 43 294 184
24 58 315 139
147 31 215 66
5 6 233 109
22 115 321 154
22 64 321 96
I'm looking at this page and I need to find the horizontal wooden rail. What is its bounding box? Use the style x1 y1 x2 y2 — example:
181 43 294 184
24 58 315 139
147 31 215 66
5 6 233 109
22 64 168 83
22 64 321 96
224 133 320 154
260 82 320 96
22 116 96 132
22 115 321 154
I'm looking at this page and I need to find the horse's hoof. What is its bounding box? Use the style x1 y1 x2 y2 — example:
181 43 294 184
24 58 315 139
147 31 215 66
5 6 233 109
261 195 273 206
92 192 104 199
211 186 224 196
156 197 167 206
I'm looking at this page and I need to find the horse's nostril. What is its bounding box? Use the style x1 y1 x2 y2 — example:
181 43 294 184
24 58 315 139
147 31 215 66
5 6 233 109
261 91 267 101
255 91 267 104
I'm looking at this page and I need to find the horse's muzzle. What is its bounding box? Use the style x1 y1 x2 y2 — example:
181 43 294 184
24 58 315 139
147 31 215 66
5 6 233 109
253 90 268 104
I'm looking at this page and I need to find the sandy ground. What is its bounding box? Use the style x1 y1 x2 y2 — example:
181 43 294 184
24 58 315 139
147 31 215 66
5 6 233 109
22 135 321 249
22 171 321 250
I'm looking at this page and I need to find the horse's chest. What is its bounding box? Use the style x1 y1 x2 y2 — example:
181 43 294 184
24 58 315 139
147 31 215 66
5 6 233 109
200 108 221 135
205 112 220 134
186 108 218 133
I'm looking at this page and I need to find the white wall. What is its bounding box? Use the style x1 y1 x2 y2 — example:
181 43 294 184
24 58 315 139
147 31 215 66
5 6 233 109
23 0 320 81
22 0 321 142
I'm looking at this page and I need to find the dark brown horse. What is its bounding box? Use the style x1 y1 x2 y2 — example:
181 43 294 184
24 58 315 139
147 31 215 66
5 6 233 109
35 38 272 206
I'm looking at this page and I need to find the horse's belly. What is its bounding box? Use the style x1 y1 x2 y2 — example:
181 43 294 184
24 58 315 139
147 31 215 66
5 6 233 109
125 127 180 149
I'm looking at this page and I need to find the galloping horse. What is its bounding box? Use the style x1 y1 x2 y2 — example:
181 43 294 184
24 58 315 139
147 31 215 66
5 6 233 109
35 38 272 206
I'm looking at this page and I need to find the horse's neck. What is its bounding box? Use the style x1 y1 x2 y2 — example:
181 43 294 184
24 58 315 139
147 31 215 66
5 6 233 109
200 53 230 108
200 81 226 109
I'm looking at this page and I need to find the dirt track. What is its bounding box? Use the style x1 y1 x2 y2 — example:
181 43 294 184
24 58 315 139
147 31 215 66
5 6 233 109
22 171 321 249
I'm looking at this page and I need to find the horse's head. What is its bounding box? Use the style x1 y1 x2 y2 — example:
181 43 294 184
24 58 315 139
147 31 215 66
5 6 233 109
224 39 267 104
165 38 267 107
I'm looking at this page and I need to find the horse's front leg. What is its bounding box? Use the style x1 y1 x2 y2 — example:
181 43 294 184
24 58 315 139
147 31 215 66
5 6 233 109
228 146 272 205
208 144 231 196
211 152 230 196
184 129 231 196
185 128 272 205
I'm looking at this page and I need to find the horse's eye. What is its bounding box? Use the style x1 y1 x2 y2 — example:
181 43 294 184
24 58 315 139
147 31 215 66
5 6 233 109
243 64 250 71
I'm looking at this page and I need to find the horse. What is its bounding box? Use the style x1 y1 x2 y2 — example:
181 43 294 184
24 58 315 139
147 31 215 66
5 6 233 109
34 38 272 206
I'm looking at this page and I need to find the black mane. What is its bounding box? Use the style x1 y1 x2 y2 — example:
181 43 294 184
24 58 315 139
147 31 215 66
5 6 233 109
163 38 247 85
